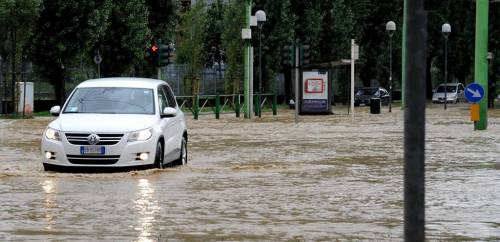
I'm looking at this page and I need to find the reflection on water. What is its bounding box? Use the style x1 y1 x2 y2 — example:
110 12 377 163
134 179 160 242
42 179 57 231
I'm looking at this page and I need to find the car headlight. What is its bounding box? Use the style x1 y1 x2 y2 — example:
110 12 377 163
128 128 153 142
45 128 61 141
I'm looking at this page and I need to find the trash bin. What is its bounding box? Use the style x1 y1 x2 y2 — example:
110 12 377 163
370 98 381 114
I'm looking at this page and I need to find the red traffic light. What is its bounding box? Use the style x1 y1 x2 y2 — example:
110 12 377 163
151 44 159 53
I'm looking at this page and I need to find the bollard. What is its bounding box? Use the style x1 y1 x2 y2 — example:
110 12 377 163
235 94 240 118
193 95 199 120
215 95 220 119
272 93 277 115
470 103 480 122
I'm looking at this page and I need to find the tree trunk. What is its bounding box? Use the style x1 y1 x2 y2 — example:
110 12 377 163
51 67 66 106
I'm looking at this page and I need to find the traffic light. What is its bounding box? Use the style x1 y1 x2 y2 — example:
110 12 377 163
151 44 159 54
145 43 159 65
158 40 175 67
282 45 295 66
300 44 310 65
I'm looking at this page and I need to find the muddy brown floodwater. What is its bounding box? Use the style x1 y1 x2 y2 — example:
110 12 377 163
0 104 499 241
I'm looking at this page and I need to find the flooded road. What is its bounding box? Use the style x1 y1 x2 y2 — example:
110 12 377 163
0 104 499 241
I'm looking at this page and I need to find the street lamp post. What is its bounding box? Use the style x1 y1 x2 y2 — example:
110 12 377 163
256 10 266 118
386 21 396 113
442 23 451 110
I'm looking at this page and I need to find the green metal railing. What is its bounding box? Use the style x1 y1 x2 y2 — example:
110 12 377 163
176 93 277 120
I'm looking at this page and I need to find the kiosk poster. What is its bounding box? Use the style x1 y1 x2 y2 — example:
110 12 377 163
302 70 329 113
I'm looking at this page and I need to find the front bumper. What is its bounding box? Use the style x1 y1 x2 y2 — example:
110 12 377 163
41 132 158 168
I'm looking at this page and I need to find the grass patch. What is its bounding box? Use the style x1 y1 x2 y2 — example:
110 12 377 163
34 111 51 117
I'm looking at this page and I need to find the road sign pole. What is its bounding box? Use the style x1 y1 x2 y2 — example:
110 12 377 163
474 0 489 130
389 35 393 113
294 42 300 124
351 39 355 121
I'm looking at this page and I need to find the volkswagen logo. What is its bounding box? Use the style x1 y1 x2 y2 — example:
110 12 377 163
87 134 100 145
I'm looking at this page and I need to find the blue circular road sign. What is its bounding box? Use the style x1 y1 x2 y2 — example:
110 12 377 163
465 83 485 103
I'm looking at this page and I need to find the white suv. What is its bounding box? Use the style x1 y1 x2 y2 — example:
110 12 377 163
41 78 187 171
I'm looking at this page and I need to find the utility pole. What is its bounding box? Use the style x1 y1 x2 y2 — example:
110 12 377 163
405 0 427 240
402 0 407 110
243 0 252 119
350 39 356 121
474 0 489 130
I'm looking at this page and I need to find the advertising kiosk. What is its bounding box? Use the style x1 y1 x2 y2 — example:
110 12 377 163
300 69 332 114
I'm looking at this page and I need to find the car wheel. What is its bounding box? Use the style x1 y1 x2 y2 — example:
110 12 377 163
175 137 188 166
154 141 164 169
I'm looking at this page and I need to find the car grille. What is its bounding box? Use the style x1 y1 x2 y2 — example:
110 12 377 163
66 155 120 165
65 133 124 145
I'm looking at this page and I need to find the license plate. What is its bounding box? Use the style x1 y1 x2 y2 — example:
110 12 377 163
80 146 105 155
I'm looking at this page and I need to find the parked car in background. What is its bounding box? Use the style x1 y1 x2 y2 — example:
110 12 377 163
41 78 188 171
354 87 390 106
432 83 465 104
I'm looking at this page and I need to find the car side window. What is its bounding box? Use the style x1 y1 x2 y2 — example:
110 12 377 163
158 86 168 113
162 86 177 108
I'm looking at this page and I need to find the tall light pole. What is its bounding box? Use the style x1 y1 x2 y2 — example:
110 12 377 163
256 10 266 118
386 21 396 113
242 0 252 119
442 23 451 110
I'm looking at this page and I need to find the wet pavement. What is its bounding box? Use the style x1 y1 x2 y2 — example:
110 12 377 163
0 104 499 241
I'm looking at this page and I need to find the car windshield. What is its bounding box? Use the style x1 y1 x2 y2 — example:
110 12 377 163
356 88 379 96
63 87 155 114
436 85 457 93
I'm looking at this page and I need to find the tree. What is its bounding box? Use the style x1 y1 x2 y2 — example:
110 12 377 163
256 0 295 94
140 0 179 77
204 0 225 68
0 0 42 113
176 0 207 95
31 0 111 105
221 0 244 94
99 0 151 77
146 0 179 40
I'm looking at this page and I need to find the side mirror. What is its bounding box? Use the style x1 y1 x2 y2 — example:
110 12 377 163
162 107 177 118
50 106 61 116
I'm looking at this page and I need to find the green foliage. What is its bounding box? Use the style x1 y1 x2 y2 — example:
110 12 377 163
0 0 42 44
146 0 179 40
31 0 112 104
0 0 498 105
221 0 244 94
0 0 42 112
261 0 294 79
204 0 225 67
99 0 151 76
176 0 207 95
